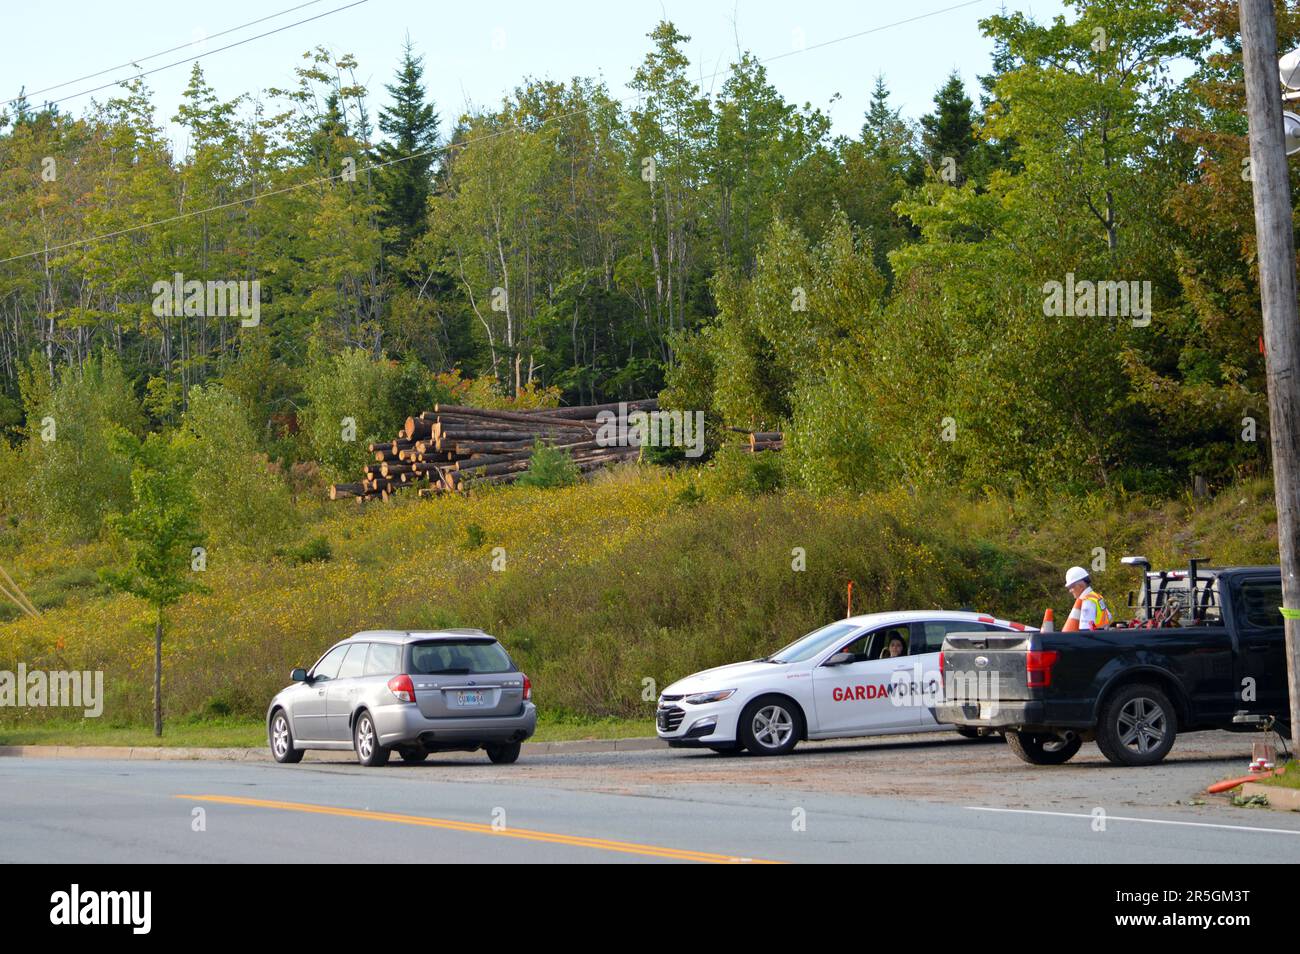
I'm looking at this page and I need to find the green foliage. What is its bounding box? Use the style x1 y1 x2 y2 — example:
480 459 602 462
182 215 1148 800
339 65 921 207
299 342 414 480
287 535 332 564
0 469 1280 724
20 351 143 539
101 431 206 611
698 213 886 430
699 444 785 498
785 349 884 494
515 441 581 489
0 6 1282 517
176 384 297 546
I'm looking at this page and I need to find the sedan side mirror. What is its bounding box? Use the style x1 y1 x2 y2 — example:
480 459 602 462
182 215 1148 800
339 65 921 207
290 667 309 683
825 652 854 667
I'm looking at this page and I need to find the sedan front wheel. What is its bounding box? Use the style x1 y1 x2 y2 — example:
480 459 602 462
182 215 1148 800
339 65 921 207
738 696 803 756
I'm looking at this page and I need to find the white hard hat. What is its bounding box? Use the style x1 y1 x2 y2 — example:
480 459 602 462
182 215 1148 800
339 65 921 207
1064 566 1090 588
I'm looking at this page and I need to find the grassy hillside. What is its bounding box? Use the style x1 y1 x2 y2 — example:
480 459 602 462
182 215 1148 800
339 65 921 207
0 462 1280 730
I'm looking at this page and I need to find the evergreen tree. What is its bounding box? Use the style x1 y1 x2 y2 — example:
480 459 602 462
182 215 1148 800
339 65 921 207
376 37 440 256
861 74 912 166
918 71 976 184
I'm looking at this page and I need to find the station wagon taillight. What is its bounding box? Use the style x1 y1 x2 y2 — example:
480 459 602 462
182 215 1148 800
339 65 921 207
388 674 416 703
1025 650 1059 688
523 674 532 701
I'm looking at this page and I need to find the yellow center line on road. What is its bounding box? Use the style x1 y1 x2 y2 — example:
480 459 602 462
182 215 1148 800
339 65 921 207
175 794 783 864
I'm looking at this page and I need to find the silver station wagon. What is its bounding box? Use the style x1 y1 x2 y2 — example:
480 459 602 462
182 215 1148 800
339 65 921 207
267 629 537 766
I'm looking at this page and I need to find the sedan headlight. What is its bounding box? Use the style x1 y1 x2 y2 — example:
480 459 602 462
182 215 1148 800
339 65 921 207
682 689 737 705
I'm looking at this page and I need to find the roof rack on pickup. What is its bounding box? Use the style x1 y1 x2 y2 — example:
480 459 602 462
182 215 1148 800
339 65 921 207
1120 556 1223 627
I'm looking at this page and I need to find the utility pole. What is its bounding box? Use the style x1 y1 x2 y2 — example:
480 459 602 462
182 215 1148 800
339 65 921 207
1241 0 1300 754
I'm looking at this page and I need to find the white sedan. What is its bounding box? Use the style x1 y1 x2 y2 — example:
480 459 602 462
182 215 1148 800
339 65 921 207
656 610 1031 755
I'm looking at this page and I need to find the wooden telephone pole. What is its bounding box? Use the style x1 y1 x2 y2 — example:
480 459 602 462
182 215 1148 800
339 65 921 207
1241 0 1300 753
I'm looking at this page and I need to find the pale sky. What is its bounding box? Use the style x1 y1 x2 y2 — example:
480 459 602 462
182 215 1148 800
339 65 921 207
2 0 1071 152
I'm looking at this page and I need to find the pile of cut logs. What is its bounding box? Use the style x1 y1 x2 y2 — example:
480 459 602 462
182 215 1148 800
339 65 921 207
328 400 658 503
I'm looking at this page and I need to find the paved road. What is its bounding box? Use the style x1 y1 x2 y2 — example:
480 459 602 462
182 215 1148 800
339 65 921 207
2 732 1297 863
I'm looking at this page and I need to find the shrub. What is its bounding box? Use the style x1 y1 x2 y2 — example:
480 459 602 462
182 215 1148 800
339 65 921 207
289 535 332 564
700 444 784 498
299 343 408 481
176 385 297 546
515 442 581 489
20 350 143 539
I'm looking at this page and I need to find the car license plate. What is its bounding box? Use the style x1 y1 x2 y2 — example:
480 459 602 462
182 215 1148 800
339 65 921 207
457 691 485 706
979 702 995 720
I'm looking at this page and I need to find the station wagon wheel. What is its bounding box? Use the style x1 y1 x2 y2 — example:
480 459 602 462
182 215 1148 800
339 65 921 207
353 710 390 767
485 742 521 764
269 709 303 764
738 695 803 756
1096 683 1177 767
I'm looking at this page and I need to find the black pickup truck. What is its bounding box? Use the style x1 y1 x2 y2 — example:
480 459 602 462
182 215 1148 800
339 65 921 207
935 562 1291 766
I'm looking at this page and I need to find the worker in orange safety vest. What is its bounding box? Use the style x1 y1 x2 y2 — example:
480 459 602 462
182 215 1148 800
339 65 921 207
1064 565 1112 630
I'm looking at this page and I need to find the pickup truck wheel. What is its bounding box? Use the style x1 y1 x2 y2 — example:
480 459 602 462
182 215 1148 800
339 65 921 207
738 696 803 756
1096 684 1177 766
1006 730 1082 765
353 710 390 767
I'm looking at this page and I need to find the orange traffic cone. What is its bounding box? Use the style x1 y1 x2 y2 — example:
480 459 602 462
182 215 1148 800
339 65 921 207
1040 607 1055 632
1061 598 1082 633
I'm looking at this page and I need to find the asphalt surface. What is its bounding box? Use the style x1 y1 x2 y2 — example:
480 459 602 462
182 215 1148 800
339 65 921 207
2 731 1298 863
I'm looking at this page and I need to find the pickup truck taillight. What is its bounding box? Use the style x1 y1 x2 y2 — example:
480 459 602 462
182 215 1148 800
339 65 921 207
522 674 532 701
387 674 416 703
1025 650 1059 687
937 652 945 690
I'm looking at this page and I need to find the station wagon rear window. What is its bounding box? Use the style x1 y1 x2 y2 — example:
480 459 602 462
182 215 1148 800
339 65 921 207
408 639 513 675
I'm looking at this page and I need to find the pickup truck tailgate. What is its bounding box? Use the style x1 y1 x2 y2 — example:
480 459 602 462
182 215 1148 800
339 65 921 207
941 631 1032 704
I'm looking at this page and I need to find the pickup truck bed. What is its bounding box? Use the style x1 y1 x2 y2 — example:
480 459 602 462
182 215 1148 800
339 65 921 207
936 566 1290 766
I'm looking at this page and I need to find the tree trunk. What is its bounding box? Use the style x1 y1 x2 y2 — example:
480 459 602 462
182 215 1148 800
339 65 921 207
154 609 164 738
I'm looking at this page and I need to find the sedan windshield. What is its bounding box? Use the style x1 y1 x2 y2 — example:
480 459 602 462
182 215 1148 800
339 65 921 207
766 622 862 664
408 639 513 675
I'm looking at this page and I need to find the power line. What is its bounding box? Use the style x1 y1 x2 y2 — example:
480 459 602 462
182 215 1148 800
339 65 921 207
4 0 370 113
0 0 993 267
758 0 989 67
2 0 331 109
